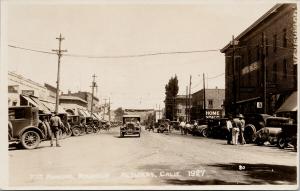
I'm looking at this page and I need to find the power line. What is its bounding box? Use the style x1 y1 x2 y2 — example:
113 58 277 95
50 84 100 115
8 44 221 59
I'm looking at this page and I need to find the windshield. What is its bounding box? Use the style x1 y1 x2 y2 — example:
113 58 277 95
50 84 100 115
123 117 140 123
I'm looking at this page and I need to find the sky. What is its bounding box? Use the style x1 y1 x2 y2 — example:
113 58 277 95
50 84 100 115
3 0 286 110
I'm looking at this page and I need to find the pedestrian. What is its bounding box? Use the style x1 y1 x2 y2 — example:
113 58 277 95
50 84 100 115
232 116 240 145
226 116 233 144
49 113 63 147
180 120 186 135
238 114 246 145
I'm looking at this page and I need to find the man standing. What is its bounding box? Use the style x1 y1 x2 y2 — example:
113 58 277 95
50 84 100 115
238 114 246 145
180 120 186 135
232 116 240 145
50 113 63 147
226 116 233 144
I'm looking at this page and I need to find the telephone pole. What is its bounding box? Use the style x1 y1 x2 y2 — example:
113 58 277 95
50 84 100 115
231 35 238 116
90 74 97 117
203 73 206 120
186 86 188 121
108 97 111 122
52 34 67 114
188 75 192 122
262 33 267 114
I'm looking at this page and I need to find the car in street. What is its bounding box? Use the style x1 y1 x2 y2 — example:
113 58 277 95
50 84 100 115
277 123 297 150
120 115 141 137
170 121 180 130
243 113 271 143
207 118 229 139
8 106 47 149
156 119 170 133
68 115 86 136
254 116 293 146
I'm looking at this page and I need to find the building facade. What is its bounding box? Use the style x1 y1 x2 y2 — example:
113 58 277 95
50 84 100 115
174 95 189 122
62 91 100 112
59 95 88 115
221 4 297 115
191 88 225 120
8 71 48 106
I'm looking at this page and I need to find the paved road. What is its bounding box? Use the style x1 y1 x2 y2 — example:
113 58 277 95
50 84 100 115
9 127 297 187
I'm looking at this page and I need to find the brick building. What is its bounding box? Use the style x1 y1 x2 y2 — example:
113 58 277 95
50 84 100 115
221 4 297 115
62 91 100 112
191 88 225 120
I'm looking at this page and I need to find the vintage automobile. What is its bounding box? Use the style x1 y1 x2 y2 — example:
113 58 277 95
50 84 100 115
157 119 170 133
207 118 229 139
67 115 86 136
277 123 297 150
243 113 271 143
8 106 47 149
120 115 141 137
254 117 293 146
188 119 208 137
170 121 180 131
85 116 95 134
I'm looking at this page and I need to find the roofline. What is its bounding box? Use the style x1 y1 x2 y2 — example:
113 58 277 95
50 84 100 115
220 4 284 53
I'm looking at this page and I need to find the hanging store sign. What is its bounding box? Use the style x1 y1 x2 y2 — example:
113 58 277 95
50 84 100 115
241 62 259 75
21 90 34 96
257 102 263 108
205 109 222 119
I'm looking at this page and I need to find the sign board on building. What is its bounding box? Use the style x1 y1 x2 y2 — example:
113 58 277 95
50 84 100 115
205 109 222 119
241 62 259 75
21 90 34 96
257 102 263 108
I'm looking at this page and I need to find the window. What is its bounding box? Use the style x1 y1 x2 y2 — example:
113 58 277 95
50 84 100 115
273 34 277 52
283 59 288 79
266 38 269 57
256 45 260 60
272 63 277 82
283 28 287 47
208 99 213 109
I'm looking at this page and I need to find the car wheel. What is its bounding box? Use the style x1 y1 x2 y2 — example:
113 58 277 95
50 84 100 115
202 128 209 137
72 127 81 136
21 130 40 149
277 137 286 149
86 127 93 134
244 124 256 143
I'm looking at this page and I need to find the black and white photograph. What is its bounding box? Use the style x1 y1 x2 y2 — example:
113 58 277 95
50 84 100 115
0 0 299 190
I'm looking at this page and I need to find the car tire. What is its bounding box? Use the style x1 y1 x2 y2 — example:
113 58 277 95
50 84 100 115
244 124 256 143
21 130 41 149
202 128 209 137
72 127 81 136
277 137 286 149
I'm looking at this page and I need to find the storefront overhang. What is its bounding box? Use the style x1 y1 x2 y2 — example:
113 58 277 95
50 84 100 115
21 95 51 114
21 95 38 107
236 97 261 104
276 91 297 113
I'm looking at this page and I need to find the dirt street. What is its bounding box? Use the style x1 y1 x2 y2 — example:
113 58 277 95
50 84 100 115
9 127 297 187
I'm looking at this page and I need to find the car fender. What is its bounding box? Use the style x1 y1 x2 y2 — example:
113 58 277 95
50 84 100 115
18 126 45 140
245 124 256 134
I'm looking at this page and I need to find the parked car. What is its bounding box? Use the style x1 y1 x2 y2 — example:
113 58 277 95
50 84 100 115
243 113 271 143
8 106 46 149
254 117 293 146
156 119 170 133
277 123 297 150
207 118 229 139
120 115 141 137
68 115 86 136
170 121 180 130
58 113 72 138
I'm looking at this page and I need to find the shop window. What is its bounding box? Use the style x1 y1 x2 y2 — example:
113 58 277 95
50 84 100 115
283 59 288 79
273 34 277 52
208 99 213 109
272 63 277 82
283 28 287 48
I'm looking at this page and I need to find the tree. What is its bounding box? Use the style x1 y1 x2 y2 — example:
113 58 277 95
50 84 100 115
114 107 124 121
165 75 179 120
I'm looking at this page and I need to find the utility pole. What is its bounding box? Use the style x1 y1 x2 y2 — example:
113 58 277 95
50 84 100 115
231 35 237 116
90 74 97 117
108 97 111 122
103 98 107 119
262 33 267 114
188 75 192 122
203 73 206 120
52 34 67 114
186 86 188 121
158 104 161 119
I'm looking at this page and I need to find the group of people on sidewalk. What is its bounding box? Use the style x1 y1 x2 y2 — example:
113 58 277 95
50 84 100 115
226 114 246 145
39 113 64 147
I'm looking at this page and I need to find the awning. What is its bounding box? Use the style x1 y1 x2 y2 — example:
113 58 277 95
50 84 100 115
21 95 38 107
30 97 52 114
40 100 67 114
276 91 298 113
78 109 89 117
